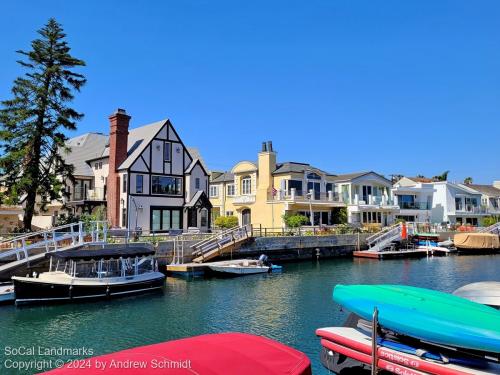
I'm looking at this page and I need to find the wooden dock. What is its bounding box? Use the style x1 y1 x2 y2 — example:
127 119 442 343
167 259 260 277
353 249 429 259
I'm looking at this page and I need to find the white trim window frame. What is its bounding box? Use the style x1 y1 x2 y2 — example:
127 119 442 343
227 184 235 196
210 185 219 198
241 176 252 195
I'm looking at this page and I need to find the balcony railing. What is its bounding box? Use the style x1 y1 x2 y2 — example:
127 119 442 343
69 187 106 201
269 190 342 203
357 195 395 206
232 195 256 204
455 206 488 214
399 202 431 210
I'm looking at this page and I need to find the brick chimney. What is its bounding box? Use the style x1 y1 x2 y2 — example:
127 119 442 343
107 108 130 227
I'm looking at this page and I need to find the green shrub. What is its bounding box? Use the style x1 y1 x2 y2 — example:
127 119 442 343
214 215 239 229
482 216 499 227
282 214 309 228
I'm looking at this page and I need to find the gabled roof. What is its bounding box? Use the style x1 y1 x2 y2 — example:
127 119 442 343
211 172 235 183
185 158 209 176
464 184 500 197
184 190 212 209
186 147 209 173
330 171 391 184
117 119 168 170
272 162 332 176
62 133 109 176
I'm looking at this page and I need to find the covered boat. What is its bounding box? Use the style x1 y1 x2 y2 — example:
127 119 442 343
12 246 165 305
43 332 312 374
454 233 500 251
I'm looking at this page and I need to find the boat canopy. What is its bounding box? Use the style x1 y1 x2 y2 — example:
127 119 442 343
45 246 155 261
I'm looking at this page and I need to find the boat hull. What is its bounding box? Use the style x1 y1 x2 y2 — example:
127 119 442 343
333 284 500 353
13 273 165 305
208 265 269 277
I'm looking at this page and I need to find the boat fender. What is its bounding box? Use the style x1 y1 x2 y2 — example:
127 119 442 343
106 286 110 297
69 285 73 299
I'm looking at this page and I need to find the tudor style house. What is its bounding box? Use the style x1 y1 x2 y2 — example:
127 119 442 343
30 109 211 232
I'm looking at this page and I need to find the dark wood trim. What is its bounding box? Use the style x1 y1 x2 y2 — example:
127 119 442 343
140 154 150 172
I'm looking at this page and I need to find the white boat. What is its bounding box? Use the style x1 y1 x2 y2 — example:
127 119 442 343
209 260 269 276
0 282 15 304
453 281 500 308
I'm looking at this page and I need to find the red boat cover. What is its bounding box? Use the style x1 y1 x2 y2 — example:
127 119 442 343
43 332 312 375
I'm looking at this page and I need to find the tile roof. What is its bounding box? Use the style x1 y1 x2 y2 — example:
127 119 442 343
330 171 392 184
62 133 109 176
466 184 500 197
211 172 235 183
272 162 332 175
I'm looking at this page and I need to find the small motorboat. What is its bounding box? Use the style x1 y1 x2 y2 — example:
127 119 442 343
454 281 500 309
0 282 15 304
12 246 165 305
209 254 282 277
42 332 312 374
209 261 270 276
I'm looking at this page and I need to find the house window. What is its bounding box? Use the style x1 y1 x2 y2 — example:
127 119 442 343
241 176 252 195
94 163 98 170
195 177 200 190
287 180 303 196
226 211 233 216
455 197 463 211
306 172 321 180
151 207 182 232
227 184 235 196
152 175 182 195
99 162 102 169
200 209 208 227
122 208 127 228
122 174 127 193
210 185 219 197
164 142 171 161
136 175 144 194
326 182 334 193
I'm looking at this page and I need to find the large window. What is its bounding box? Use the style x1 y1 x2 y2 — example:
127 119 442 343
398 194 415 209
210 185 219 197
227 184 235 196
152 176 182 195
241 176 252 195
195 177 200 189
455 197 463 211
151 208 181 232
136 175 144 194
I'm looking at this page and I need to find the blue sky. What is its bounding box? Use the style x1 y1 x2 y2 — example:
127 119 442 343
1 1 499 183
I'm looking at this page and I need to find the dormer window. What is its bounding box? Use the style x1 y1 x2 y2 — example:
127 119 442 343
241 176 252 195
307 172 321 180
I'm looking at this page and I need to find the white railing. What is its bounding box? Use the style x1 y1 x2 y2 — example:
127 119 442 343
0 221 107 270
191 225 250 261
477 222 500 235
366 223 402 252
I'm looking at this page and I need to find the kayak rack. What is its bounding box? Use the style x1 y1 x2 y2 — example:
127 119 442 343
371 307 379 375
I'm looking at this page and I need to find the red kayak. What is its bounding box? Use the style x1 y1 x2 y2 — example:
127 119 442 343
43 332 311 375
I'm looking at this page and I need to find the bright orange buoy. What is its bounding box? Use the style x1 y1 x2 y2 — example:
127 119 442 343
401 222 407 239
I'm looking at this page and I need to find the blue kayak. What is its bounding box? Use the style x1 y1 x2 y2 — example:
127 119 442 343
333 284 500 354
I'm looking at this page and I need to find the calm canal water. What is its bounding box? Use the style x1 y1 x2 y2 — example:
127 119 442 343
1 254 499 374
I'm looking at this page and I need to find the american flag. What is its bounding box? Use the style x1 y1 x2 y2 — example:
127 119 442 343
272 187 277 196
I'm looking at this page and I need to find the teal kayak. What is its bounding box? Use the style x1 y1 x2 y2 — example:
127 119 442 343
333 284 500 353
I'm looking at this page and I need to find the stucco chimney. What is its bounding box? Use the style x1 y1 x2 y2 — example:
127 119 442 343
494 181 500 189
257 141 276 191
107 108 130 227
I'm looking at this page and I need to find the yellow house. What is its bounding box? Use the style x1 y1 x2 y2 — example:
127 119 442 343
210 141 345 228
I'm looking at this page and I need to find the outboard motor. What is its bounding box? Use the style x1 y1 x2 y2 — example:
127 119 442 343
258 254 269 266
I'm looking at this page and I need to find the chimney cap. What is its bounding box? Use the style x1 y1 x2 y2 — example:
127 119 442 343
261 142 267 152
267 141 273 152
115 108 127 114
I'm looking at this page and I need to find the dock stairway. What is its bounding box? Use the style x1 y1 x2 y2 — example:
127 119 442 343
0 221 107 277
365 223 403 252
191 225 252 263
477 222 500 235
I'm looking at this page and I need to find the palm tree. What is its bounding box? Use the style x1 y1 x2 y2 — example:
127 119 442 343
464 177 473 184
433 171 450 181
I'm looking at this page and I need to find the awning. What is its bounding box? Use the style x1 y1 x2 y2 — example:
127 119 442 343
184 190 212 210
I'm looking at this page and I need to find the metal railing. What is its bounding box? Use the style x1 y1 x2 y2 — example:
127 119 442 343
70 186 106 201
455 206 488 214
399 202 431 210
191 225 251 261
269 191 342 203
0 221 107 270
250 224 361 237
476 222 500 235
366 223 401 247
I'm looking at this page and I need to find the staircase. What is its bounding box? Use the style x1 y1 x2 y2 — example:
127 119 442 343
477 222 500 235
191 225 251 263
365 223 403 252
0 221 107 277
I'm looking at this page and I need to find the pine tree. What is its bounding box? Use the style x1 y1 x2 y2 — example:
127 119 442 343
0 18 86 231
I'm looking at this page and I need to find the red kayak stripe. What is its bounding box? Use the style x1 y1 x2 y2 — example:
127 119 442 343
317 329 480 375
321 339 428 375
